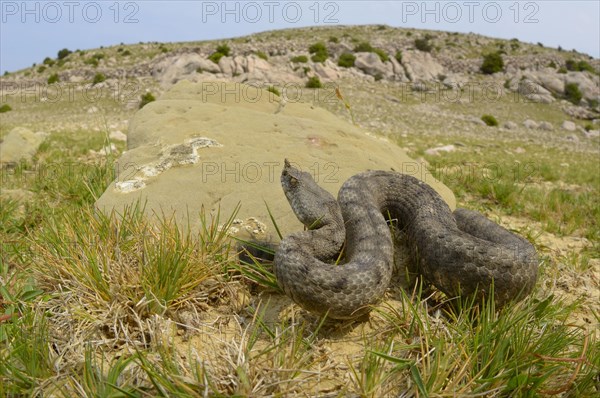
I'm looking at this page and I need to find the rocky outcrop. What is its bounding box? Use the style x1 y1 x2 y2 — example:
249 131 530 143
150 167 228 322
401 51 445 82
95 81 455 239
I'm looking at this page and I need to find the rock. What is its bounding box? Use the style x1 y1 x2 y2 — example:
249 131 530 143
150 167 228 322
523 119 539 129
538 121 554 131
313 59 339 81
442 74 468 89
354 52 394 80
389 56 408 81
109 130 127 141
401 51 444 82
153 53 220 86
518 80 554 103
0 127 48 164
218 56 235 76
503 121 518 130
424 144 456 156
584 129 600 138
561 121 577 131
565 72 600 101
95 81 456 239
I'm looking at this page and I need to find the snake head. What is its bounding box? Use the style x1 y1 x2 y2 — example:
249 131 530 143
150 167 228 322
281 159 339 229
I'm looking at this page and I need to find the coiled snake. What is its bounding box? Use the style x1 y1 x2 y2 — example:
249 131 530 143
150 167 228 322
274 160 538 319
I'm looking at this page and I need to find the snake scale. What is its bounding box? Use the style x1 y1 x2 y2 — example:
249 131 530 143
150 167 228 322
273 160 539 319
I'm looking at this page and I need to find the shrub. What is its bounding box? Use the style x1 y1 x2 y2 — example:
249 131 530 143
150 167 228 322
92 73 106 85
208 52 224 64
290 55 308 63
338 53 356 68
395 51 403 63
373 48 389 62
305 76 322 89
0 104 12 113
564 83 582 105
557 67 567 74
84 58 99 67
548 61 557 69
311 52 328 63
374 73 383 81
216 44 230 56
414 38 432 52
37 65 46 73
47 73 59 84
255 51 268 60
328 36 339 43
584 124 594 131
480 52 504 74
308 42 327 54
121 50 131 56
354 42 374 53
139 92 156 109
267 86 280 97
308 42 328 63
43 57 55 66
92 53 105 60
481 114 499 127
589 99 599 109
565 59 596 73
57 48 72 59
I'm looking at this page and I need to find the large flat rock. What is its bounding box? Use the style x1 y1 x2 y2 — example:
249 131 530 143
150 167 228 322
95 80 455 240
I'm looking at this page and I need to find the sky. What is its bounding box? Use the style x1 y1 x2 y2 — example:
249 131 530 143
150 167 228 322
1 0 599 74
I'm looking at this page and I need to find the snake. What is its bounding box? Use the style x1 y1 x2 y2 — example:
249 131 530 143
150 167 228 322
273 159 539 319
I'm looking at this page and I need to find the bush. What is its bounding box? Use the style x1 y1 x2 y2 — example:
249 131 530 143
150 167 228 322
480 52 504 74
414 38 432 52
308 42 328 63
47 73 59 84
139 92 156 109
338 53 356 68
37 65 46 73
208 52 224 64
328 36 339 43
373 48 389 62
255 51 268 60
558 67 567 74
565 59 596 73
121 50 131 56
395 51 403 63
481 114 499 127
311 52 328 63
305 76 322 89
308 42 327 54
92 73 106 85
354 42 374 53
216 44 230 56
43 57 55 66
547 61 557 69
57 48 72 60
267 86 280 97
564 83 582 105
0 104 12 113
290 55 308 63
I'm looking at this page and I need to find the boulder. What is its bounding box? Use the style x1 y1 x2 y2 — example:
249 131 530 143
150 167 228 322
96 81 455 240
354 52 394 80
523 119 539 129
401 51 444 82
0 127 48 164
561 120 577 131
